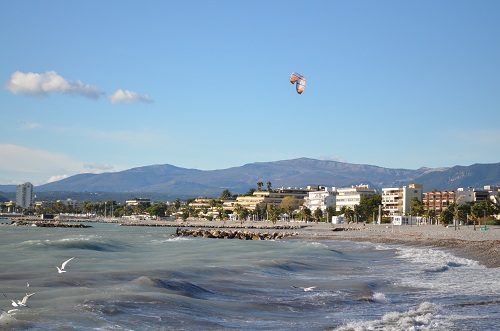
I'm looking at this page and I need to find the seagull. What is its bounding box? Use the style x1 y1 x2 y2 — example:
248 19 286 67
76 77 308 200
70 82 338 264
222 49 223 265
17 293 35 307
3 293 20 307
291 285 317 292
3 293 35 307
1 308 19 316
56 257 74 273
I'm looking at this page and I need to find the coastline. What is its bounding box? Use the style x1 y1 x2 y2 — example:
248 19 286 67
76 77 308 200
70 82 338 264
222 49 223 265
167 219 500 268
3 217 499 268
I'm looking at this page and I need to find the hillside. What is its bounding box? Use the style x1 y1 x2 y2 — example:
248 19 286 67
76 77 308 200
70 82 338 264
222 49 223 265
32 158 500 197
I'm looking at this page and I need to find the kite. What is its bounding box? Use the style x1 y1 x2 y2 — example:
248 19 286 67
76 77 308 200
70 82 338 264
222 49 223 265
290 72 306 94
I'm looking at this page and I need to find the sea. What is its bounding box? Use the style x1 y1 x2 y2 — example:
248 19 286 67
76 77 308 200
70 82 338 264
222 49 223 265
1 219 499 331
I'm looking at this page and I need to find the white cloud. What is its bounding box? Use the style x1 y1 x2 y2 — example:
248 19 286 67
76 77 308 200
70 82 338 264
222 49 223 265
5 70 103 99
319 155 347 163
109 89 153 104
47 174 69 183
0 144 84 185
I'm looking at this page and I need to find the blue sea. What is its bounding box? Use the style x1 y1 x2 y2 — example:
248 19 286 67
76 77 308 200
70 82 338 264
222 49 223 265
1 219 499 330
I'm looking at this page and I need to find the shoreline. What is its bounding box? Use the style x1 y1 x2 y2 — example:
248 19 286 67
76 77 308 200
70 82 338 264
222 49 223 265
3 217 499 268
169 220 500 268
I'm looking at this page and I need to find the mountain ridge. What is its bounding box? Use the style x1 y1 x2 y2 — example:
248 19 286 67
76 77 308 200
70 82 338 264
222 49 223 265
25 157 500 197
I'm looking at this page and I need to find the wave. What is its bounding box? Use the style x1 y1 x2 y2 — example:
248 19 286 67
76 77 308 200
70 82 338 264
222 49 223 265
128 276 214 299
425 261 464 273
23 236 125 252
333 302 453 331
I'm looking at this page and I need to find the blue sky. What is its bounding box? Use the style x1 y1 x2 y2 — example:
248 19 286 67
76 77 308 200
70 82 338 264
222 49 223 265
1 1 499 185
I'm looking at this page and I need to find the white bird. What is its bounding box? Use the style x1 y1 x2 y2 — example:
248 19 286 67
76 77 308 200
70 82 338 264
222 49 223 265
1 308 19 316
291 285 317 292
18 293 35 307
56 257 74 273
3 293 34 307
3 293 20 307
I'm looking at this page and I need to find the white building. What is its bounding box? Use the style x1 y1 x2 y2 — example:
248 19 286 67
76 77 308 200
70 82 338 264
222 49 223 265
303 186 336 213
455 187 489 205
16 182 33 210
335 184 378 212
382 184 423 216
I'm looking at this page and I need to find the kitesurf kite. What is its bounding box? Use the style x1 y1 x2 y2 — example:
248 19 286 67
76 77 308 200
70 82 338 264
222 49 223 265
290 72 306 94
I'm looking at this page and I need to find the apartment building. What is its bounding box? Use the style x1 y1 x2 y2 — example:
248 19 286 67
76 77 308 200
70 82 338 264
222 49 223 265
16 182 33 209
423 190 455 214
382 184 423 216
303 186 336 213
455 187 489 204
335 184 378 212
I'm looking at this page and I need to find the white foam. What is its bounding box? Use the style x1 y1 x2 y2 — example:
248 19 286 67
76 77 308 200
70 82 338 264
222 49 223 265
372 292 389 304
335 302 453 331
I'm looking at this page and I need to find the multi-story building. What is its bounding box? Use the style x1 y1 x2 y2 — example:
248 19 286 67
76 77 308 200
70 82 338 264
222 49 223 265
455 187 489 204
382 184 423 216
484 185 500 205
423 190 455 214
336 184 378 212
16 182 33 210
303 186 336 213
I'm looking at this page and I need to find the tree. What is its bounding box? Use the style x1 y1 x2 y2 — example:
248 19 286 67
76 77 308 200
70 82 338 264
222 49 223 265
410 197 424 216
325 206 336 222
280 195 296 211
220 189 232 200
267 181 272 192
313 207 323 223
302 207 312 222
257 182 264 192
267 204 279 224
234 204 249 224
358 194 382 222
246 188 256 196
440 208 454 225
340 206 355 223
174 199 181 211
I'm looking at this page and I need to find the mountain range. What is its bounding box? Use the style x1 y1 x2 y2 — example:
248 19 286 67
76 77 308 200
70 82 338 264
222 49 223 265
2 158 497 199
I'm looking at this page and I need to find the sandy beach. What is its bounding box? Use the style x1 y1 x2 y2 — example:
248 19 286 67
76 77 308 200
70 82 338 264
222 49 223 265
165 219 500 268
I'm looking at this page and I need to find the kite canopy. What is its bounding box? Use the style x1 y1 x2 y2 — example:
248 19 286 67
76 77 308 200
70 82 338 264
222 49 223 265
290 72 306 94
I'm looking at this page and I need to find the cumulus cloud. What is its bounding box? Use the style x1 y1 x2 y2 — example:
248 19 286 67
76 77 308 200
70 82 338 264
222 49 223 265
109 89 154 104
5 70 103 99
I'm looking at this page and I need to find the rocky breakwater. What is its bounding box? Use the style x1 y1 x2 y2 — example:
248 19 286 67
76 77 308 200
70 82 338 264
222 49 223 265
8 220 92 228
174 227 298 240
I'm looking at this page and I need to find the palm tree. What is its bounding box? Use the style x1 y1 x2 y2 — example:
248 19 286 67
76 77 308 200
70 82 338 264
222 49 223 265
257 182 263 192
313 207 323 223
267 181 272 192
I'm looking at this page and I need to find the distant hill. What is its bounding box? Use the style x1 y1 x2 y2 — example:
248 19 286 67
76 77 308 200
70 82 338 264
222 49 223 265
34 158 500 197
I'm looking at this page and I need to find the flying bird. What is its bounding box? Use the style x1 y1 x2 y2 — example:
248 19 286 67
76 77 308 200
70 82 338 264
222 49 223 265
17 293 35 307
56 257 74 273
1 308 20 316
2 293 35 307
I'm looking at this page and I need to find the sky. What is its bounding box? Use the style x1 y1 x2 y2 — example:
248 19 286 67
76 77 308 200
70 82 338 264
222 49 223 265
1 1 500 185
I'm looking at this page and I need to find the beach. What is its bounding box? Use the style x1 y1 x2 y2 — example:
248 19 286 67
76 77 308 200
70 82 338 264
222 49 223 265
161 219 500 268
